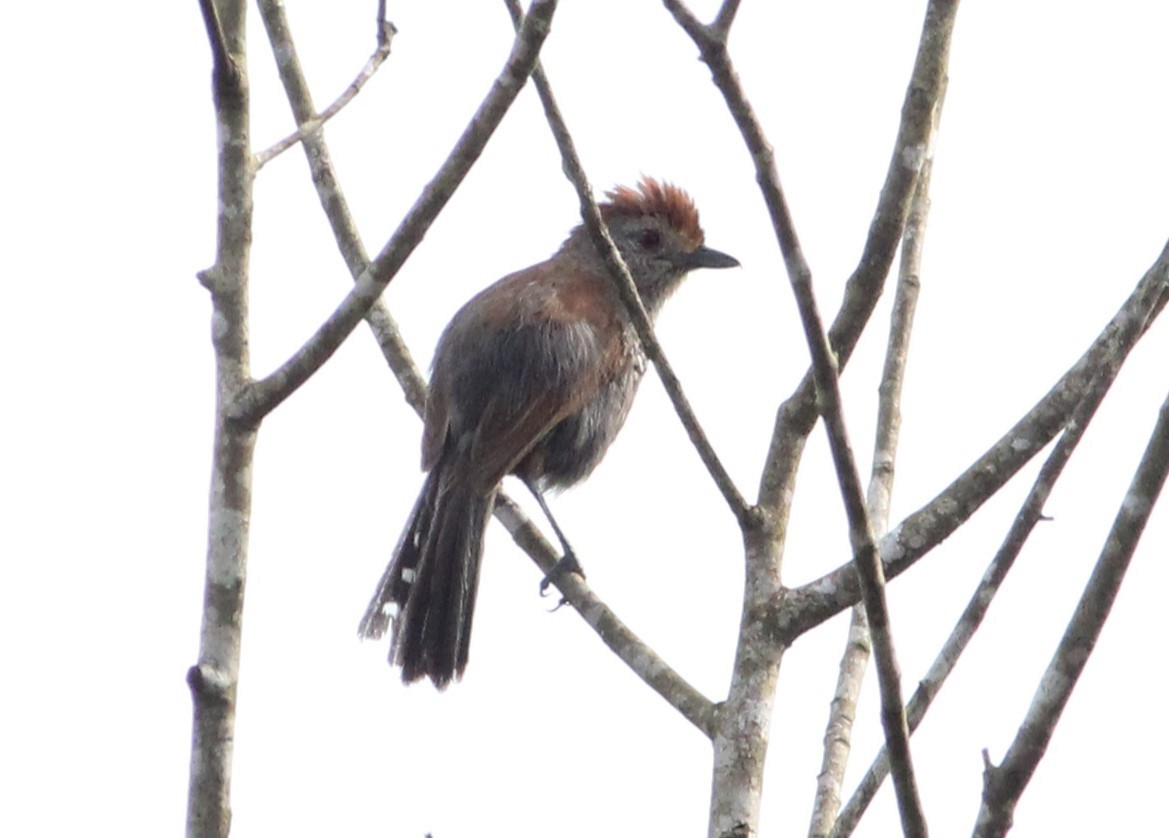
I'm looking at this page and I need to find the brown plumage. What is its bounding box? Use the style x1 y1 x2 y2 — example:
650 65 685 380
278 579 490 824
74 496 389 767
358 178 738 688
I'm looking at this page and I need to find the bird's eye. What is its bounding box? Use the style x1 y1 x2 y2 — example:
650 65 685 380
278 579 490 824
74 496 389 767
637 228 662 251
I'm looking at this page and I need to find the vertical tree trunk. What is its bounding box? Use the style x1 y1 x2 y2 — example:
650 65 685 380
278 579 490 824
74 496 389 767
187 2 254 835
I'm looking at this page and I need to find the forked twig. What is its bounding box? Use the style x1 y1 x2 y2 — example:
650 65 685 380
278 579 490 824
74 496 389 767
255 7 397 169
255 0 426 410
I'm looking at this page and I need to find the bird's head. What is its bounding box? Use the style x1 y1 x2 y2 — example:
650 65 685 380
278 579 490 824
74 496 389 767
567 177 739 313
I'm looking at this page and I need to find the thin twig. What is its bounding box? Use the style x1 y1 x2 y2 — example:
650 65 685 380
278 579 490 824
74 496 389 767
493 496 717 735
809 110 941 838
256 0 426 411
774 243 1169 641
227 0 560 426
831 331 1140 838
973 385 1169 837
254 15 397 169
503 0 752 528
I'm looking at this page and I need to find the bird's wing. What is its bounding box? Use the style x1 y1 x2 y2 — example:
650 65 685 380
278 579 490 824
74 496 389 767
425 262 624 490
463 331 607 488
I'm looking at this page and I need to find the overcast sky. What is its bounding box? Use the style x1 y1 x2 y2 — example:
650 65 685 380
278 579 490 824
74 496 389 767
4 2 1168 836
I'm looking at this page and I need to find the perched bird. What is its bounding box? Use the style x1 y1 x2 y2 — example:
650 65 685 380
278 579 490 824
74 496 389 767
358 178 738 688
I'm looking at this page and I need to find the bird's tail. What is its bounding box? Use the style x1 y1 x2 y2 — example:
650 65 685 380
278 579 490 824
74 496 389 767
358 461 494 689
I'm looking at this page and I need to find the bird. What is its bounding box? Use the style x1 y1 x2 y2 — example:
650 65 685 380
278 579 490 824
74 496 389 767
358 177 739 688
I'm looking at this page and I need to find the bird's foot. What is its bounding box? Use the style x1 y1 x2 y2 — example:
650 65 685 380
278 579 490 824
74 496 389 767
539 552 585 603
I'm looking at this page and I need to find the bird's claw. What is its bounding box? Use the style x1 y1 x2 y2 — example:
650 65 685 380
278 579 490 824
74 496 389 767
539 552 585 597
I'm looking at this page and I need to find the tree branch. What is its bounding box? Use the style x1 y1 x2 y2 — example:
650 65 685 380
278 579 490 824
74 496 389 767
774 243 1169 641
656 14 789 838
830 322 1139 838
769 81 930 838
197 0 242 103
663 3 953 832
974 384 1169 837
742 0 959 520
502 0 752 529
188 2 253 837
254 8 397 170
493 496 717 735
810 116 940 837
227 0 560 426
255 0 427 412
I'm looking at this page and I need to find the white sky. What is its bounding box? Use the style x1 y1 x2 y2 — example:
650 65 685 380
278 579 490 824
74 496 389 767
4 1 1168 836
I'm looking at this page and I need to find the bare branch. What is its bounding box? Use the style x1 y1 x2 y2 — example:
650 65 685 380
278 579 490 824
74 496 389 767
831 326 1139 838
663 3 958 834
654 13 792 837
662 0 704 40
503 0 752 528
227 0 560 426
188 2 253 836
197 0 242 101
376 0 390 47
810 114 941 838
254 13 397 170
974 386 1169 837
493 496 717 735
779 127 930 838
867 107 939 533
644 16 797 835
256 0 426 412
712 0 741 37
810 605 871 838
653 4 955 835
775 244 1169 641
705 516 787 838
747 0 960 518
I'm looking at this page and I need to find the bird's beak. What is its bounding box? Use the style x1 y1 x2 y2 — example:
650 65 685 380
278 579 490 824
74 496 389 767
675 245 740 271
